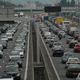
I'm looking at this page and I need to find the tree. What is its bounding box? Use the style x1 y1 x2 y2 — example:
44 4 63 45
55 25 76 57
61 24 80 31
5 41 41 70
60 0 68 7
70 0 75 6
66 1 70 6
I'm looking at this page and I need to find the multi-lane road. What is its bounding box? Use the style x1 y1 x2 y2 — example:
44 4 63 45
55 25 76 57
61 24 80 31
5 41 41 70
38 20 80 80
0 17 31 80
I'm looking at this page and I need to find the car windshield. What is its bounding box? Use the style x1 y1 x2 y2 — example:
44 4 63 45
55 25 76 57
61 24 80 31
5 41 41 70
64 53 73 57
68 59 79 63
54 42 61 45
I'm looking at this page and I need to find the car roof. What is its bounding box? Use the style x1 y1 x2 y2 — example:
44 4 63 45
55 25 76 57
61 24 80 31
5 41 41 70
0 78 13 80
68 57 79 60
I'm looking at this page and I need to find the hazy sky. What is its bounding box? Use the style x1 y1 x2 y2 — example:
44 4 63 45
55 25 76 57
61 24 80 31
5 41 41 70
9 0 60 5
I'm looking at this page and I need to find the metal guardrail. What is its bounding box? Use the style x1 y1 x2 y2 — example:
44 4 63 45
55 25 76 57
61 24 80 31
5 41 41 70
39 30 60 80
24 29 30 80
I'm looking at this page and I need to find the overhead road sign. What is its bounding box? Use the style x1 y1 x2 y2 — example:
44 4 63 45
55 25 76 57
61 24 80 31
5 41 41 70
44 6 61 12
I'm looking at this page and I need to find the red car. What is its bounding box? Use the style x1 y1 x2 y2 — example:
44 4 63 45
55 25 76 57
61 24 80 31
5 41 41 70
74 43 80 52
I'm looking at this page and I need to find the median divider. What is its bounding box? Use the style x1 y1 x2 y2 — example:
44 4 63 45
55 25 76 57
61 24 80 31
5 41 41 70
24 29 30 80
39 30 60 80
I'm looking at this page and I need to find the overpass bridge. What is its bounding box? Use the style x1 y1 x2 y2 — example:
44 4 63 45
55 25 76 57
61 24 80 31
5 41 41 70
14 8 44 14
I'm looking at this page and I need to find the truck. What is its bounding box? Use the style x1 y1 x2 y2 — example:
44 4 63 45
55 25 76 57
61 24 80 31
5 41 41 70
54 16 64 25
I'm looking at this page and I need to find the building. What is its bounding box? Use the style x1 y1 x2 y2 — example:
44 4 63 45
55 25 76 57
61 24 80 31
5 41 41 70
0 7 14 23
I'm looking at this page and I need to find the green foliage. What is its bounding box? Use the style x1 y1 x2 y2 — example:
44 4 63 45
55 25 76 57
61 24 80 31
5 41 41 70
71 0 75 6
0 0 16 7
59 0 75 7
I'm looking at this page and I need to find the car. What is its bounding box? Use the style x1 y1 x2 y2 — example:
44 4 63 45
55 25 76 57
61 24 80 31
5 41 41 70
66 36 73 44
76 73 80 80
14 46 24 53
78 36 80 42
1 35 8 42
58 30 66 37
9 55 22 66
0 40 7 49
0 50 3 58
45 36 55 44
69 39 78 48
10 51 20 56
74 31 79 39
4 65 21 80
48 37 59 47
10 50 24 58
7 30 14 36
53 42 63 47
16 39 25 45
0 44 3 51
52 46 64 57
6 33 13 40
65 57 79 68
0 78 13 80
66 64 80 78
43 32 51 39
49 41 62 48
61 52 75 64
15 43 25 49
8 61 22 69
74 43 80 52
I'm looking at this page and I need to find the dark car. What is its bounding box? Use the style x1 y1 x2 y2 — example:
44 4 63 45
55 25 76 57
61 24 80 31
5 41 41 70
66 64 80 78
49 41 62 48
66 36 73 44
4 65 21 80
61 52 75 64
73 31 79 39
9 55 22 68
52 46 64 57
0 40 7 49
69 39 78 48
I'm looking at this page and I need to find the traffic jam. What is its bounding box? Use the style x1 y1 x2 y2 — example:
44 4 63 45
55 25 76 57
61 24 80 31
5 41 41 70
0 21 29 80
36 14 80 80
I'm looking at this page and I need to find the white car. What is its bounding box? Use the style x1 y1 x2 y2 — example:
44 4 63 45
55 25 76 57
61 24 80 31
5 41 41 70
0 78 13 80
6 33 13 40
1 35 8 42
76 73 80 80
65 57 79 68
58 31 66 37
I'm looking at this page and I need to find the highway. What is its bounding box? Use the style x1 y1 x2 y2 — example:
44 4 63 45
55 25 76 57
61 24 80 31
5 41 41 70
1 14 80 80
37 21 80 80
0 16 31 80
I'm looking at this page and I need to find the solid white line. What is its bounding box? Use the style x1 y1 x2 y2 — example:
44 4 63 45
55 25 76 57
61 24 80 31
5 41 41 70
39 28 61 80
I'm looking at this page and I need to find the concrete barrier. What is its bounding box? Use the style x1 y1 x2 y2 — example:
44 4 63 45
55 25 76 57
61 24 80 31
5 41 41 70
39 30 60 80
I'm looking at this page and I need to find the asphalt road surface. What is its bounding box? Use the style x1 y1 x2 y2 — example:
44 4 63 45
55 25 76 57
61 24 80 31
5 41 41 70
39 21 80 80
0 20 28 80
